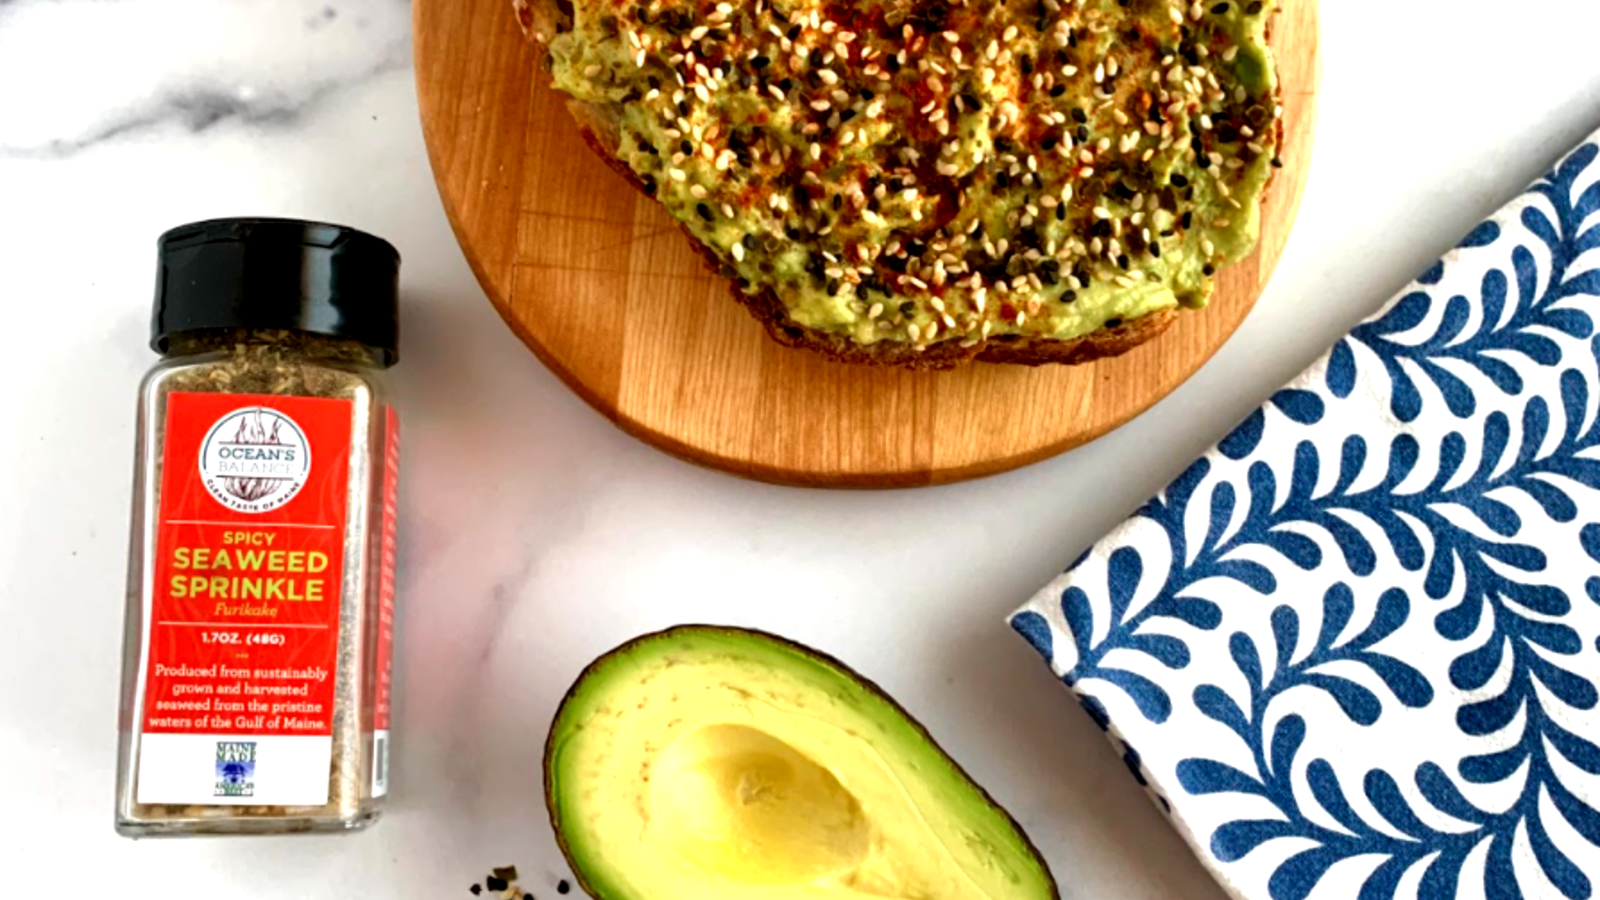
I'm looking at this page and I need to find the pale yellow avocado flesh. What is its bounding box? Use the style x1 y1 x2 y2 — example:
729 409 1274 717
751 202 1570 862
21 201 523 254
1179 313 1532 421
547 627 1056 900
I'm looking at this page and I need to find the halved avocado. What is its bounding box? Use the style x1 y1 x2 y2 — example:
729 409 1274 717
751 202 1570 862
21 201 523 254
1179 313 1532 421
545 625 1059 900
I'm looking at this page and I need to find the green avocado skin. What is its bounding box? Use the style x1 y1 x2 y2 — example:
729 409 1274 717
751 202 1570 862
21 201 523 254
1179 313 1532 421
546 626 1060 900
548 0 1280 350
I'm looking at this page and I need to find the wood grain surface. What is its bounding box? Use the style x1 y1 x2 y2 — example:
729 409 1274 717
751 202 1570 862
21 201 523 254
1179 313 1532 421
415 0 1319 487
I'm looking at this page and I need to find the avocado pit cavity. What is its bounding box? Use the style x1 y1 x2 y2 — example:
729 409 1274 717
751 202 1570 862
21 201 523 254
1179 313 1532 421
649 724 870 884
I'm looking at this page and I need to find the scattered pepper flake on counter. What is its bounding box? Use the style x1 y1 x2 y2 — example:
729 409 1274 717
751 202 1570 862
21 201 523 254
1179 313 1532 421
470 865 553 899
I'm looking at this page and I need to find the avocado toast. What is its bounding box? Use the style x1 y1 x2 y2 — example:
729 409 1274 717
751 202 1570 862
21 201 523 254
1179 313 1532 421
515 0 1281 368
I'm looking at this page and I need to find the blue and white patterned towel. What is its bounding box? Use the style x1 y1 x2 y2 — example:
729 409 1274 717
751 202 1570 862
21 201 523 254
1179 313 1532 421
1011 133 1600 900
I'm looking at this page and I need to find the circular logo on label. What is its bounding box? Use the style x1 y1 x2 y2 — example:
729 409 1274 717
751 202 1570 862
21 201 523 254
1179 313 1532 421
198 407 312 514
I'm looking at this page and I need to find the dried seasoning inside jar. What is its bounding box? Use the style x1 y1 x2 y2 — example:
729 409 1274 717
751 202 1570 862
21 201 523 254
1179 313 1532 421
115 219 401 837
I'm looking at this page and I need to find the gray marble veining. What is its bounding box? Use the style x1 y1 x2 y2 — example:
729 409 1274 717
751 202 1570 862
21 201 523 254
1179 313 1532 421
0 0 411 158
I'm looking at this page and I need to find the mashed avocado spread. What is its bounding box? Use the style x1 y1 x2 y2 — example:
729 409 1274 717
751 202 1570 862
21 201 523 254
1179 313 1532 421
545 0 1280 349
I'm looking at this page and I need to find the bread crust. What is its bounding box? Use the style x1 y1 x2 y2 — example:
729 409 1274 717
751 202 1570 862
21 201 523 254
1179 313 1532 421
515 0 1275 370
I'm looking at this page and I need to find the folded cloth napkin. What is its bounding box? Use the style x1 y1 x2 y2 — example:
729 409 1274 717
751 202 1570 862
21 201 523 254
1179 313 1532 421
1012 132 1600 900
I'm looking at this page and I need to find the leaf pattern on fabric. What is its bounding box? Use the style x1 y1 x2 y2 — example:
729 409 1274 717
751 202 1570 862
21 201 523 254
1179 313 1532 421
1011 140 1600 899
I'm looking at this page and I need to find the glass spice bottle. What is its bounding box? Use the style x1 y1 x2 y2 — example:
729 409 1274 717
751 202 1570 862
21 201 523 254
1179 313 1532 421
115 218 401 836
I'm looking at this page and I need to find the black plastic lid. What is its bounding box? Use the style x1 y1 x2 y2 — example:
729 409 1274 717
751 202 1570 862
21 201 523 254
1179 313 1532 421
152 217 400 366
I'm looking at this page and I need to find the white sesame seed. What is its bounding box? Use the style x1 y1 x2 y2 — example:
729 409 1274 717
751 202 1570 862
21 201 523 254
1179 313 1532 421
584 64 602 78
731 242 745 262
1003 24 1019 40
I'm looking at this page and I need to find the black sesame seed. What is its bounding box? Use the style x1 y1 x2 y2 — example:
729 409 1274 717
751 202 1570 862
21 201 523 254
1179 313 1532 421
1271 156 1284 168
889 177 904 190
1049 84 1066 98
899 301 916 315
1117 254 1131 270
1072 108 1089 124
1181 211 1193 229
1150 241 1162 258
485 878 508 892
886 54 901 72
859 88 874 100
1105 317 1123 328
743 233 756 249
696 203 713 221
1077 125 1090 142
826 278 840 296
1247 0 1263 12
786 227 803 240
787 24 802 40
1020 55 1034 74
777 77 794 92
1170 173 1189 188
752 55 770 69
1041 136 1059 151
1198 155 1212 169
996 171 1011 189
640 175 656 196
558 883 571 896
1203 263 1216 275
831 194 842 210
1061 290 1078 303
809 48 824 67
470 887 483 897
679 139 692 155
1212 1 1230 11
840 109 857 122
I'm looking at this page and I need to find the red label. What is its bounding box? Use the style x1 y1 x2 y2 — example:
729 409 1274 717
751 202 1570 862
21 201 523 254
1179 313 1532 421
142 393 351 738
373 407 398 732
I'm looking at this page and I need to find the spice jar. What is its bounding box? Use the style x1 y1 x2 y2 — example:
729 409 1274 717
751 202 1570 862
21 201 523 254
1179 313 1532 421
115 218 400 836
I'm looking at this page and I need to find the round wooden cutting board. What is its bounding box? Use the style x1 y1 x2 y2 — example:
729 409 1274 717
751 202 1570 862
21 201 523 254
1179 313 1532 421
415 1 1319 487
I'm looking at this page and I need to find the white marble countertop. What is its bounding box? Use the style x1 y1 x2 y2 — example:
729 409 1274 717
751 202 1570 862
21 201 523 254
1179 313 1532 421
3 1 1599 897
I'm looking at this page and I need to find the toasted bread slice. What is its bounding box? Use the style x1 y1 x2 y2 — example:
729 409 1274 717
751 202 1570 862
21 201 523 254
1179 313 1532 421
515 0 1278 369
